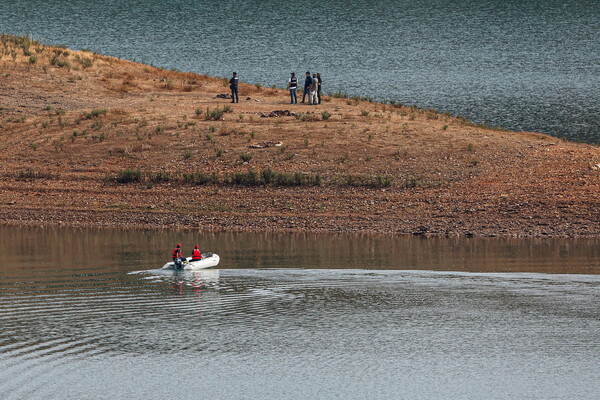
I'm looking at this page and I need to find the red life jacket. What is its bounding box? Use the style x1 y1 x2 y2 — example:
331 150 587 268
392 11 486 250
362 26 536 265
192 249 201 261
172 248 181 258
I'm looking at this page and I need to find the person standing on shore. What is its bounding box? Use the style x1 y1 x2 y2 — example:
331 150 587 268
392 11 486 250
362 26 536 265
317 73 322 104
302 71 312 103
229 72 239 103
288 72 298 104
310 73 319 105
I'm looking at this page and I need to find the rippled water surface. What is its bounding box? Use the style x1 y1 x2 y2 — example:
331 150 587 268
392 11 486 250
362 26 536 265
1 226 599 399
1 0 599 142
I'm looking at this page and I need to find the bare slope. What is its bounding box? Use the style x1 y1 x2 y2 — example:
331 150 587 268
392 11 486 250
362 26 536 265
1 35 598 237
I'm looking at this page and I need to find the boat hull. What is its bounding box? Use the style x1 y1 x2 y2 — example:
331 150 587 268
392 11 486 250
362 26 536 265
162 254 220 270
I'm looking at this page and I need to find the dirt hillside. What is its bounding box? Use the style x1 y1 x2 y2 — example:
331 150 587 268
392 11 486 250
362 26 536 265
1 35 598 237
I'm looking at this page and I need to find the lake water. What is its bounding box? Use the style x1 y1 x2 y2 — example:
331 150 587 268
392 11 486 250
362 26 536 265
1 226 599 399
1 0 599 143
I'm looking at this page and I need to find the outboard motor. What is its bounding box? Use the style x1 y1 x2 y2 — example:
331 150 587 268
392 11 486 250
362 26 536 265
175 258 183 269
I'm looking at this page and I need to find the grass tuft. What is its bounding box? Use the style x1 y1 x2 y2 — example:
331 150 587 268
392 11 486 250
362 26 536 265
116 169 142 183
204 107 224 121
239 152 252 163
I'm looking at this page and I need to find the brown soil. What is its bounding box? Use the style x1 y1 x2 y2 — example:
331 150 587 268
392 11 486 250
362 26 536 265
1 35 599 237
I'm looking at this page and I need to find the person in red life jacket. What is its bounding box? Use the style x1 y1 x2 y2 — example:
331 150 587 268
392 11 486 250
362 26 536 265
172 243 183 262
191 245 202 261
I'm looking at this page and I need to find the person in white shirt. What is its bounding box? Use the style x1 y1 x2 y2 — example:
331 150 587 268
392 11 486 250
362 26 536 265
310 73 319 105
288 72 298 104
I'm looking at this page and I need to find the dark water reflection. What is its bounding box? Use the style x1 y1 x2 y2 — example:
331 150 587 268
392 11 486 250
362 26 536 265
2 225 599 274
1 226 599 399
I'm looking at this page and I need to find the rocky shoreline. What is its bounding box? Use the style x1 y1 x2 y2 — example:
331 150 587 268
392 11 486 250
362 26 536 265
0 183 597 238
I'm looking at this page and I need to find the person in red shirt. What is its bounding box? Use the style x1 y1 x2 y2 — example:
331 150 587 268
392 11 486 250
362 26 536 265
172 244 183 262
191 245 202 261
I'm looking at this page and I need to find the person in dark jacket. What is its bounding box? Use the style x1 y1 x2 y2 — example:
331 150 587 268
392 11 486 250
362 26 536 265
316 73 323 104
229 72 239 103
302 71 312 103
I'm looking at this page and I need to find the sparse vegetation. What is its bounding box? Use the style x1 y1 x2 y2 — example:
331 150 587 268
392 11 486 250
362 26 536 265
14 168 57 180
82 109 107 119
239 152 252 163
269 171 321 186
1 34 38 47
91 120 103 130
224 171 259 185
330 90 348 98
116 169 142 183
50 55 70 69
352 95 374 103
77 57 93 68
343 175 393 188
403 177 418 188
148 171 171 183
205 107 224 121
226 169 322 187
295 113 319 122
183 171 218 185
114 168 327 188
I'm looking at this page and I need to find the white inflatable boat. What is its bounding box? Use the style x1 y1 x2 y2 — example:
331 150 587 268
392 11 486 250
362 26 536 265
162 253 220 270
